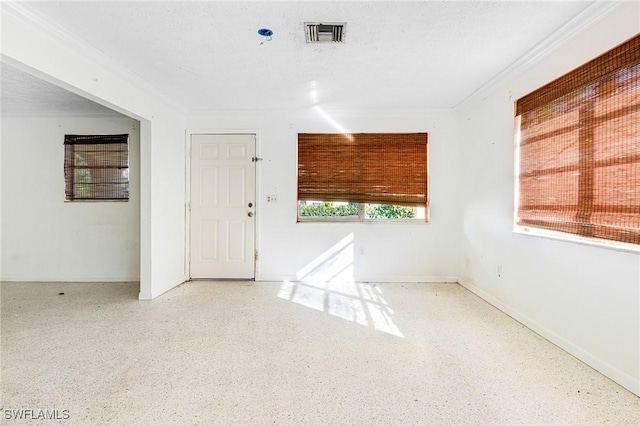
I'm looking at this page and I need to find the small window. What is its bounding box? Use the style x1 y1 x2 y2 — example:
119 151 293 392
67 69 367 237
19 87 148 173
515 34 640 245
64 134 129 201
298 201 426 221
297 133 428 222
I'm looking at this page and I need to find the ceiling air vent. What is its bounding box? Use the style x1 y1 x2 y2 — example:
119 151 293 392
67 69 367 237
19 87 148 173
305 22 345 43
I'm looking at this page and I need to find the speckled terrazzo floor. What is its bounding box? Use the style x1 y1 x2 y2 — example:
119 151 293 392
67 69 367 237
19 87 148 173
1 281 639 425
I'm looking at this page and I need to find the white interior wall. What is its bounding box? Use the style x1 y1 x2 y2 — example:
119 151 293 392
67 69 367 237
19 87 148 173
456 2 640 396
143 116 188 299
1 4 188 299
1 116 140 281
188 109 461 283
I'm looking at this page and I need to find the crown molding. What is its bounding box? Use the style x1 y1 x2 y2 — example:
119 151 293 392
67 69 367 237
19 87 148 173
454 0 625 112
0 110 126 119
1 2 187 117
188 106 456 118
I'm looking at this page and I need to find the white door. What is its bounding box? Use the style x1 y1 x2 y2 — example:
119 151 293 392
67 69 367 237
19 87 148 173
190 134 256 279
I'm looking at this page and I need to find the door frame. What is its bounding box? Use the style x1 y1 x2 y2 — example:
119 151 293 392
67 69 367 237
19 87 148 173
185 129 261 280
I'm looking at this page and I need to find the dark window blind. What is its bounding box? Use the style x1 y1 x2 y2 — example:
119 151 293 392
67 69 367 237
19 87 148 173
297 133 428 207
64 134 129 201
515 34 640 244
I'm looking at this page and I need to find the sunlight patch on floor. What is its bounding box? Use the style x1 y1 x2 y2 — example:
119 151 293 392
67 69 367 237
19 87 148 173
278 233 403 337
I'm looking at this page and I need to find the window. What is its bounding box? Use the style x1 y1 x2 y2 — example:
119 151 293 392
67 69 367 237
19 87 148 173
64 134 129 201
515 34 640 245
297 133 428 221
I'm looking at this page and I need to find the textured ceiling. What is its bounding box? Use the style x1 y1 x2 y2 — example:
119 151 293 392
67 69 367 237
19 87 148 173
2 1 595 115
1 62 122 117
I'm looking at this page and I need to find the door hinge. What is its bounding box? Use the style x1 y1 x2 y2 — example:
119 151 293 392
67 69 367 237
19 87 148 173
255 250 259 261
251 157 263 162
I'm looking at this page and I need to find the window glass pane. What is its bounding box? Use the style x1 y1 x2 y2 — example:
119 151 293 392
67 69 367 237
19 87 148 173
298 201 358 217
364 204 424 219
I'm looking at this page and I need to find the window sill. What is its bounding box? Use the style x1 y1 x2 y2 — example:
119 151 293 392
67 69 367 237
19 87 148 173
64 200 129 203
297 218 429 224
513 225 640 255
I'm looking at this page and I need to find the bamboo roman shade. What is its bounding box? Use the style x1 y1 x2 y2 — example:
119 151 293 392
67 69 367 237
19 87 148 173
64 134 129 201
297 133 428 207
515 34 640 244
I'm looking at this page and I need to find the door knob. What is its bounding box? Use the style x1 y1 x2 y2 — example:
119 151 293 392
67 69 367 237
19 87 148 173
248 202 253 208
248 212 253 217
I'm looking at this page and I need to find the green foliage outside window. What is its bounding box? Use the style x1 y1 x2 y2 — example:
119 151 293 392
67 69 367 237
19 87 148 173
74 154 92 198
299 201 358 217
299 201 417 219
365 204 415 219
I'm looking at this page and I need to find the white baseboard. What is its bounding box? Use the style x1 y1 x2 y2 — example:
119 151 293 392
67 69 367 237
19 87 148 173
255 274 459 283
1 274 139 282
457 278 640 397
357 275 458 283
254 273 295 282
